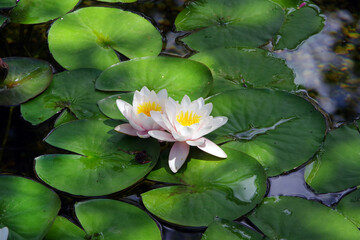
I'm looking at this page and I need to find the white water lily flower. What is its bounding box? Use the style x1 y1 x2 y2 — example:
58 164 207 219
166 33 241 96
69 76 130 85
149 95 228 173
0 227 8 240
115 86 168 138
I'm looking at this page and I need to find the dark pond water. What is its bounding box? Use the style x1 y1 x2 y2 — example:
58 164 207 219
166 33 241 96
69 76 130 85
0 0 359 239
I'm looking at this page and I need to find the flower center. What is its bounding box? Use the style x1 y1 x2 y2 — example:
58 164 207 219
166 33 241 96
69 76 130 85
176 111 201 126
137 101 162 117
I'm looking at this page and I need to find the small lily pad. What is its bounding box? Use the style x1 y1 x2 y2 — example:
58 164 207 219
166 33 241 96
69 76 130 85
190 48 296 92
48 7 162 70
249 196 360 240
208 89 326 176
97 93 134 120
0 0 16 8
143 147 267 227
305 123 360 193
202 218 265 240
336 188 360 228
95 56 213 100
35 119 160 196
10 0 79 24
0 175 61 240
75 199 161 240
21 69 111 126
274 5 324 50
175 0 284 51
0 57 52 106
45 216 85 240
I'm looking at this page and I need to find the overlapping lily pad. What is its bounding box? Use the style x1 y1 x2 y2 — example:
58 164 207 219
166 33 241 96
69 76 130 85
143 147 267 227
21 69 111 126
9 0 79 24
0 0 16 8
175 0 284 51
190 48 296 93
274 5 324 50
0 175 61 239
336 188 360 228
0 57 52 106
249 196 360 239
97 93 133 120
45 216 85 240
207 89 326 176
305 123 360 193
48 7 162 70
96 56 213 100
0 15 7 27
35 119 160 196
202 218 265 240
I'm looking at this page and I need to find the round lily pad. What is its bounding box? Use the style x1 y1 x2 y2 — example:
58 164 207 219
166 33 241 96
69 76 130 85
336 188 360 228
95 56 213 100
249 196 360 240
143 147 267 227
202 218 265 240
75 199 161 240
48 7 162 70
190 47 296 92
305 123 360 193
21 69 111 126
175 0 284 51
0 175 61 239
35 119 160 196
0 0 16 8
97 93 134 120
0 57 52 106
207 89 326 176
274 5 324 50
45 216 85 240
9 0 79 24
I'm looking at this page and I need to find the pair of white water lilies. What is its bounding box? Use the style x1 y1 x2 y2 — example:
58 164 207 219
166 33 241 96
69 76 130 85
116 87 228 173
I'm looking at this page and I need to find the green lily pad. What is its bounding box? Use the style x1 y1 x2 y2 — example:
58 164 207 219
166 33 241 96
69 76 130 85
35 119 160 196
142 147 267 227
21 69 111 126
0 0 16 8
95 56 213 100
305 123 360 193
48 7 162 70
97 0 136 2
53 109 78 128
0 15 8 27
0 175 61 240
75 199 161 240
249 196 360 240
45 216 85 240
175 0 284 51
202 218 265 240
274 5 324 50
208 89 325 176
97 93 134 120
190 48 296 92
9 0 79 24
0 57 52 106
270 0 301 9
336 188 360 228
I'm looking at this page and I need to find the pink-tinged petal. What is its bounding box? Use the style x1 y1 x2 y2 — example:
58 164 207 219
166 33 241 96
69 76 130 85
197 138 227 158
298 2 306 8
114 123 138 136
148 130 176 142
137 131 150 138
137 113 157 130
150 111 170 131
129 111 146 131
116 99 133 119
169 142 190 173
186 138 205 146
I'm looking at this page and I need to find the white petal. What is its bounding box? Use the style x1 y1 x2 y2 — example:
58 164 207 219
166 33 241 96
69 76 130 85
210 116 228 131
140 86 151 95
116 99 133 119
130 111 146 131
169 142 190 173
137 131 150 138
165 97 178 124
148 130 176 142
114 123 138 136
186 138 205 146
197 138 227 158
0 227 8 240
157 88 168 100
132 89 142 107
181 95 191 107
137 113 157 130
150 111 169 131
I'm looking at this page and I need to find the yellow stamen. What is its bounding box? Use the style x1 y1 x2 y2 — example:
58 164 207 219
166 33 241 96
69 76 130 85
137 101 162 117
176 111 201 126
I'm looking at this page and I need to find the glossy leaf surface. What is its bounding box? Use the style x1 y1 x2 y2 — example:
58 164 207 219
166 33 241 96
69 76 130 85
35 119 160 196
0 175 60 240
208 89 325 176
336 188 360 228
190 48 296 92
175 0 284 51
21 69 110 126
305 123 360 193
249 196 360 240
45 216 85 240
143 147 267 227
0 57 52 106
48 7 162 70
10 0 79 24
96 56 213 100
0 0 16 8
